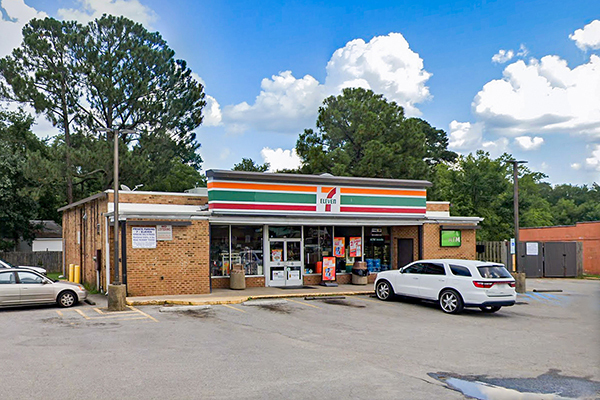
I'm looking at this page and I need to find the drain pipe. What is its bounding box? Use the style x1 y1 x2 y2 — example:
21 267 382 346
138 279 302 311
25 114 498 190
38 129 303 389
104 214 110 294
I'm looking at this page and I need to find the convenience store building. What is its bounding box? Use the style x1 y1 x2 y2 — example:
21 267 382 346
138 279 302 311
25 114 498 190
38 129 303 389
60 170 482 296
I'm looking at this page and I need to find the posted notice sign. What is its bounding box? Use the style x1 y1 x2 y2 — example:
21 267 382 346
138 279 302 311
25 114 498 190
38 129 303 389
156 225 172 241
322 257 336 281
132 227 157 249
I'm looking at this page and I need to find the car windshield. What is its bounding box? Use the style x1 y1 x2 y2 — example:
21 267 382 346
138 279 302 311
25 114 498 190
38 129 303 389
477 265 512 279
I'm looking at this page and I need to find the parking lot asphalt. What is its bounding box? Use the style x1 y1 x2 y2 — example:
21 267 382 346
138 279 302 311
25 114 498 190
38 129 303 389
0 279 598 400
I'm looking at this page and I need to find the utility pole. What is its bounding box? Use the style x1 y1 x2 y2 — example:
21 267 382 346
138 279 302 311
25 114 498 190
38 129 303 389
509 159 527 293
98 128 136 310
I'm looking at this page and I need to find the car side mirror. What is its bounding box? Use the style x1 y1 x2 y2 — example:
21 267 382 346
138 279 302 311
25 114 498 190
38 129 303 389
399 269 404 273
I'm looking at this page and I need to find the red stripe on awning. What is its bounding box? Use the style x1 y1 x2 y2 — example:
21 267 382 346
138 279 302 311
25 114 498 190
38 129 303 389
340 206 425 214
209 203 317 212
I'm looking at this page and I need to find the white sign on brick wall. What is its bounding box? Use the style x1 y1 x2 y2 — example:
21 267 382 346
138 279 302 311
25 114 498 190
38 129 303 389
132 227 157 248
157 225 173 241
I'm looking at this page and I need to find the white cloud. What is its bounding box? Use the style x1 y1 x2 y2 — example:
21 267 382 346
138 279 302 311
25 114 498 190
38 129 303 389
585 144 600 171
223 71 325 134
202 95 222 127
481 137 510 157
473 54 600 138
0 0 47 58
514 136 544 150
492 49 514 64
569 20 600 51
57 0 157 27
491 45 528 64
448 120 484 151
325 32 431 116
571 163 581 170
260 147 302 172
190 72 222 127
222 32 432 134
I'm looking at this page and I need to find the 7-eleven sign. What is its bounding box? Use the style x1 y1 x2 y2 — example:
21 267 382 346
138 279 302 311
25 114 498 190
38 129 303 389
317 186 340 213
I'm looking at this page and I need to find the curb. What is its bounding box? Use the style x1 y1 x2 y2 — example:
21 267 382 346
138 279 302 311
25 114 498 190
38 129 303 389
127 290 375 307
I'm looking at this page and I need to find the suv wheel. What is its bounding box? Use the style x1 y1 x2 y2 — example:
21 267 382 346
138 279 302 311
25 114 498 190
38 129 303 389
376 281 393 301
439 290 464 314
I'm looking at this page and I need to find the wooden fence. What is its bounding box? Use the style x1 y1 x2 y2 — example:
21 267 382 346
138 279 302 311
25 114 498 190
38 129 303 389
476 241 508 265
0 252 63 273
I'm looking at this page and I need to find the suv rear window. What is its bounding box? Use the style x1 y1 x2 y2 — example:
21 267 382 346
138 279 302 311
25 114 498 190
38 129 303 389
450 265 471 277
477 265 512 279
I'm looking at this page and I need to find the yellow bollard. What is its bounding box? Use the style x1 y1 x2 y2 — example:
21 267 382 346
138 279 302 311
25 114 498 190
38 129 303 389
68 264 74 282
74 265 81 284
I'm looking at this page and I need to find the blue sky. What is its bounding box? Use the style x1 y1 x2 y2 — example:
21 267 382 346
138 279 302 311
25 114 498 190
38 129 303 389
2 0 600 185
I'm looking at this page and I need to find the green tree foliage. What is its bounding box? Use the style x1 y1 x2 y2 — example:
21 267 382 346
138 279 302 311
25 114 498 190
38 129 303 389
0 15 206 204
432 151 512 240
0 18 82 203
295 88 456 180
232 158 270 172
0 110 58 250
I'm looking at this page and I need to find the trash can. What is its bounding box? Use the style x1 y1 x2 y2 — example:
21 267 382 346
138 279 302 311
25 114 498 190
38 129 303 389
351 261 368 285
230 264 246 290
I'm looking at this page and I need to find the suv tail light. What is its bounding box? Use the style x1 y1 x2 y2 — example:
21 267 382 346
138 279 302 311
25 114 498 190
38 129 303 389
473 281 495 288
508 281 516 288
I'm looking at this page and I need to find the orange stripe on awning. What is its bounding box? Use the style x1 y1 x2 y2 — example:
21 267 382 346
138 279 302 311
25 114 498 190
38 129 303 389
320 187 335 193
340 187 426 197
208 181 317 192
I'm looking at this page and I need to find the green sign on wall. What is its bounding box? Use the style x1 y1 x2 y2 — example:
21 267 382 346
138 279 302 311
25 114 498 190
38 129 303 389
440 230 461 247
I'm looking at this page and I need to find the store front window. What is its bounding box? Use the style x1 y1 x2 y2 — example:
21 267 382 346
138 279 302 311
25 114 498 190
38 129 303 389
269 226 301 238
333 226 362 273
210 225 264 276
303 226 333 274
210 225 230 277
365 226 391 272
231 226 263 275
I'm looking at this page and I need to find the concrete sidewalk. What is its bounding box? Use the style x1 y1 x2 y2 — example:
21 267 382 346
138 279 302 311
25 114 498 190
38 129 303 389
126 284 375 306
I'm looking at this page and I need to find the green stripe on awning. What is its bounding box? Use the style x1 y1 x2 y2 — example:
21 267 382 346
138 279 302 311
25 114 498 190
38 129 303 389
341 195 426 207
209 190 316 204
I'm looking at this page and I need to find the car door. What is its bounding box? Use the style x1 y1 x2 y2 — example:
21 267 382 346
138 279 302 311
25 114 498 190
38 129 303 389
393 262 426 297
418 262 448 300
0 271 20 306
16 271 55 304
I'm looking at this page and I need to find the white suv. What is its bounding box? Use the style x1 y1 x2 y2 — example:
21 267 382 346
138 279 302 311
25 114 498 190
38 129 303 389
374 259 516 314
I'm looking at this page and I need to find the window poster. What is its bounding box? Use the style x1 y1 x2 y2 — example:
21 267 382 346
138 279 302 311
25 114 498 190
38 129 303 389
322 257 336 281
349 237 362 257
271 249 283 262
334 237 345 257
132 227 157 249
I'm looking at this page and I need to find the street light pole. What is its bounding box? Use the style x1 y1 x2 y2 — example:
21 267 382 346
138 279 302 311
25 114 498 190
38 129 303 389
510 160 527 273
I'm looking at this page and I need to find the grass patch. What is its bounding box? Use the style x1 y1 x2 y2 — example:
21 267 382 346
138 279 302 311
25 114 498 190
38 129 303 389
47 272 62 281
583 274 600 279
46 272 100 293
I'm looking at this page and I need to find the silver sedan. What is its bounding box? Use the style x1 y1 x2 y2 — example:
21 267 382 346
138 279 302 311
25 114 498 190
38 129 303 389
0 268 88 308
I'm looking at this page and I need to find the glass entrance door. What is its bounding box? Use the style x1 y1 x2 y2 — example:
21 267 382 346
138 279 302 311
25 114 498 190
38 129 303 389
268 239 303 287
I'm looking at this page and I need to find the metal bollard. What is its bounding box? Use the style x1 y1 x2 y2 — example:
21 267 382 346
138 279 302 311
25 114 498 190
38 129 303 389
74 265 81 284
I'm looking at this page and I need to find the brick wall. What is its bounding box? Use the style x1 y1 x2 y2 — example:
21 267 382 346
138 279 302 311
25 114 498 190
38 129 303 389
520 222 600 275
422 224 476 260
62 195 108 289
426 202 450 212
109 192 207 206
391 226 419 269
125 219 210 296
211 276 265 289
